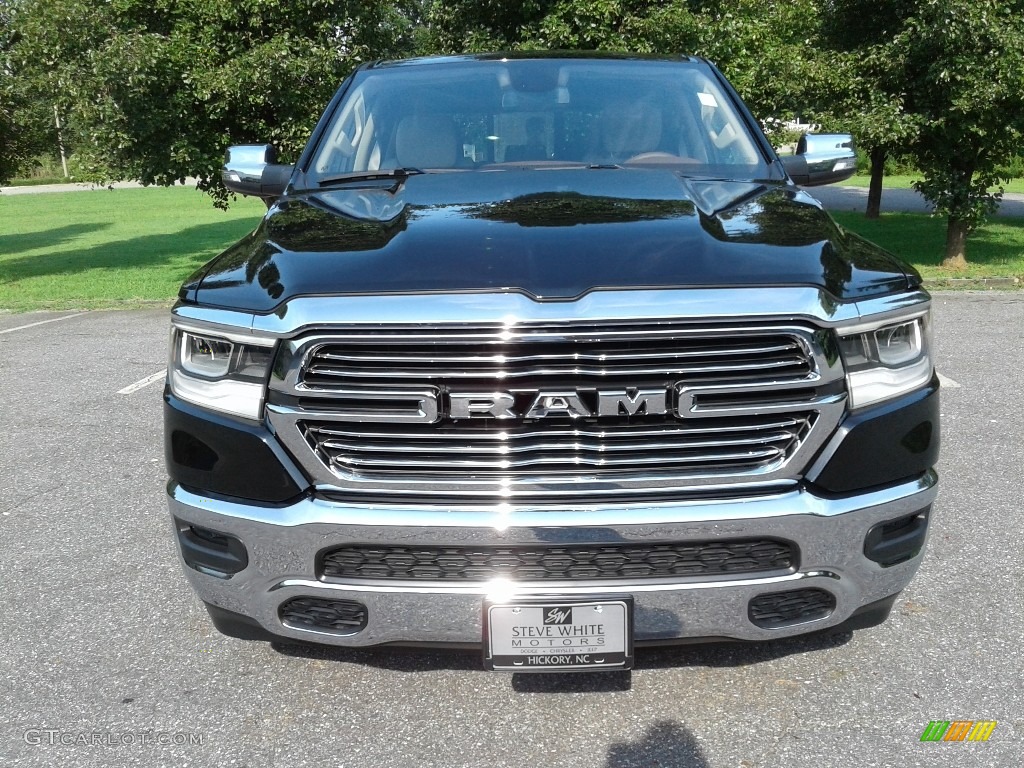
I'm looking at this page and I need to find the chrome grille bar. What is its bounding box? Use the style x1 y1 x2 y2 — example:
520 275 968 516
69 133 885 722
303 333 811 385
295 416 805 442
305 358 807 381
306 415 808 472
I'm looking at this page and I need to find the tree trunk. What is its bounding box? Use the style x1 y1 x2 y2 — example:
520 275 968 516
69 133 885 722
866 148 886 220
943 217 969 269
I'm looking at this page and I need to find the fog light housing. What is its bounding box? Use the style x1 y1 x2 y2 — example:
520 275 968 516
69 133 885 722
175 519 248 578
864 509 930 567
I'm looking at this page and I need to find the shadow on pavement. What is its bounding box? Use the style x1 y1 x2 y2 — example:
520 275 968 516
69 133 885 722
605 721 711 768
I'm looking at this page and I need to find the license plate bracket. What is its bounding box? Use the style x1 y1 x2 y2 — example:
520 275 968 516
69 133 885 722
483 596 633 672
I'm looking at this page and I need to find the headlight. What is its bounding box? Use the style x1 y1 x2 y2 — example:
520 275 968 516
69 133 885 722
169 329 274 419
838 313 933 408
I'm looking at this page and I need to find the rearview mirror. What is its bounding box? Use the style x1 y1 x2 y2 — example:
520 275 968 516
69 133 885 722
780 134 857 187
222 144 294 201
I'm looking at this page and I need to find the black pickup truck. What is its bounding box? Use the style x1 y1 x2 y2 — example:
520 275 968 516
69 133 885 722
165 53 938 672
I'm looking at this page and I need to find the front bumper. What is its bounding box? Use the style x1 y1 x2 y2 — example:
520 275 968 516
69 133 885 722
168 471 937 647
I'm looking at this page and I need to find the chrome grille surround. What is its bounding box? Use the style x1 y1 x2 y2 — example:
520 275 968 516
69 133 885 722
266 318 847 502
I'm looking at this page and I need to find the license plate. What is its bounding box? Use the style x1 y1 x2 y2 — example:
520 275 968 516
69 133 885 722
484 597 633 672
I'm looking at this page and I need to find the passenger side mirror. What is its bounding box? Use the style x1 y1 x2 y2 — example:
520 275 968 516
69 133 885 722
780 134 857 187
222 144 294 201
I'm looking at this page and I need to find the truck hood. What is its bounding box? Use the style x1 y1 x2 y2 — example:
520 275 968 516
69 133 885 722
190 169 914 312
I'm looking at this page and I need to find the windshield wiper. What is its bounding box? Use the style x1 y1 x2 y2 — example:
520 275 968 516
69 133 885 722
317 167 424 187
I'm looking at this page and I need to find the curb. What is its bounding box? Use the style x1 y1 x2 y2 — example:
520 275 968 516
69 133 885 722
923 277 1021 289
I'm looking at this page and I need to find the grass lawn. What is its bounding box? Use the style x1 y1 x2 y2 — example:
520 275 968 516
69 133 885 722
0 187 265 312
833 211 1024 280
841 174 1024 195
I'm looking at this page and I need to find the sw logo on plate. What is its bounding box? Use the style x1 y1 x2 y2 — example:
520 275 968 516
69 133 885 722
543 607 573 624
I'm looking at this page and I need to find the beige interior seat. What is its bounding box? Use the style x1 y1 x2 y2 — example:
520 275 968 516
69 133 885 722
394 115 459 169
593 102 663 162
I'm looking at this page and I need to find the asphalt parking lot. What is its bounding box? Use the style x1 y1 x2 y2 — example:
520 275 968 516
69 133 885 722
0 293 1021 768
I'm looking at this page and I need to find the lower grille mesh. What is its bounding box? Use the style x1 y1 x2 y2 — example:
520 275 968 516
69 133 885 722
748 588 836 628
280 597 368 634
320 540 796 582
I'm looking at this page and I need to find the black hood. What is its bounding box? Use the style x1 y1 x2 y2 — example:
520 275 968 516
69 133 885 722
189 169 914 312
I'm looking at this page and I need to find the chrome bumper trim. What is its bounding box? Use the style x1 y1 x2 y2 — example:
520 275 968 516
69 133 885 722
168 471 937 646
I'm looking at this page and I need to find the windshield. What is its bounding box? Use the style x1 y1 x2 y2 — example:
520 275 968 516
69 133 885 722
308 58 770 182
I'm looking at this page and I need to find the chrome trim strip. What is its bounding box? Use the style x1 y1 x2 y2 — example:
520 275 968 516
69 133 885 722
315 431 795 456
268 571 837 598
172 287 931 338
292 388 440 424
169 469 936 524
835 305 931 336
304 416 804 441
171 307 276 342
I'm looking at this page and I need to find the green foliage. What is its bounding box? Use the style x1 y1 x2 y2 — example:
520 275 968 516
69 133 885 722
996 155 1024 180
816 2 920 152
0 0 35 182
694 0 832 122
0 73 22 184
898 0 1024 237
10 0 417 204
13 153 70 180
423 0 834 124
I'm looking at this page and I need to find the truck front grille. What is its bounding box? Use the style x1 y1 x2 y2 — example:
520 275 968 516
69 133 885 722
266 320 845 502
319 539 797 582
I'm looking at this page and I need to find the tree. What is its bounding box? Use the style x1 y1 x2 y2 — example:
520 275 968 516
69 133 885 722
819 1 919 219
423 0 832 133
10 0 418 204
0 55 20 184
898 0 1024 267
0 0 32 183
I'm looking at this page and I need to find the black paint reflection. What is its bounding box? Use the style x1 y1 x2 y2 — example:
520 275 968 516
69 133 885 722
190 170 915 311
462 192 695 227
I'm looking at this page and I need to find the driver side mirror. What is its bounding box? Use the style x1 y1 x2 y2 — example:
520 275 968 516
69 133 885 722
780 134 857 187
222 144 294 202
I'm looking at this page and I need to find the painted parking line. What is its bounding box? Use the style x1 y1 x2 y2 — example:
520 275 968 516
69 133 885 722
0 311 88 335
937 372 962 389
118 369 167 395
